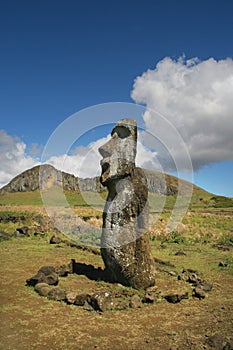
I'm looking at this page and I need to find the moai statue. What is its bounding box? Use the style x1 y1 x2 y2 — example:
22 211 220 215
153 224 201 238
99 118 156 289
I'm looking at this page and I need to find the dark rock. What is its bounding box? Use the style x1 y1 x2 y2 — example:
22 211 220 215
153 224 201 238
206 334 227 349
55 263 73 277
183 268 196 273
193 287 205 299
26 272 45 286
197 283 213 292
90 292 113 311
129 294 143 308
164 292 189 303
83 300 94 311
34 230 45 237
99 119 156 289
187 273 203 285
174 249 186 256
38 266 56 275
14 226 30 237
74 294 91 306
43 273 59 285
142 292 157 304
219 261 228 267
47 288 66 301
26 266 59 286
50 235 62 244
34 283 53 297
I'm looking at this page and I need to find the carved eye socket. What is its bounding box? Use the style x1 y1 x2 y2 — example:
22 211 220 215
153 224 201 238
111 126 131 139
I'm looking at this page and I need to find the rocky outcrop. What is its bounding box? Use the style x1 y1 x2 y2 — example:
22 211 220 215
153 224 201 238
0 164 79 194
0 164 194 196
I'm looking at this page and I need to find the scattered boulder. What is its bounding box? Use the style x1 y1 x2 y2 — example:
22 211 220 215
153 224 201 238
129 294 143 309
83 300 94 311
55 263 73 277
50 235 63 244
48 288 66 301
26 266 59 286
90 292 113 311
34 283 53 297
197 282 213 292
205 334 229 349
66 292 77 304
187 273 203 285
74 294 91 306
14 226 30 237
164 292 189 304
193 286 206 299
142 292 157 304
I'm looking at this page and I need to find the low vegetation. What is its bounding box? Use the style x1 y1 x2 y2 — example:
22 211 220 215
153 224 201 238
0 188 232 349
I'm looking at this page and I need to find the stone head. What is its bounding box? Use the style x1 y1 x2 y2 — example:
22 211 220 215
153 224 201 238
99 118 137 186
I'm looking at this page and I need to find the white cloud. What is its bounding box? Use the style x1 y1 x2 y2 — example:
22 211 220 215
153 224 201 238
0 130 40 188
0 130 161 188
131 56 233 170
46 135 111 178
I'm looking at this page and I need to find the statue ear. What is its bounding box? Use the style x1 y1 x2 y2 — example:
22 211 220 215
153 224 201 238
111 126 131 139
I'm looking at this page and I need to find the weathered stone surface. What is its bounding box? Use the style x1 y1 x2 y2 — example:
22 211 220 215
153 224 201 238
26 266 59 286
193 287 206 299
205 334 227 349
164 292 189 303
74 294 91 306
50 235 62 244
55 263 73 277
14 226 30 237
129 294 143 308
47 288 66 301
83 300 94 311
65 292 77 304
90 292 113 311
34 283 53 297
99 118 156 289
142 292 157 304
187 273 203 285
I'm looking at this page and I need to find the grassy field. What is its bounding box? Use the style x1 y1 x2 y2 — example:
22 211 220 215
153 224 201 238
0 189 233 349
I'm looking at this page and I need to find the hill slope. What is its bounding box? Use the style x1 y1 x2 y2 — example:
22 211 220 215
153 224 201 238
0 164 197 196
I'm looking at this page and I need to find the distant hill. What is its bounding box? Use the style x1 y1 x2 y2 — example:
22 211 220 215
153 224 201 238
0 164 197 196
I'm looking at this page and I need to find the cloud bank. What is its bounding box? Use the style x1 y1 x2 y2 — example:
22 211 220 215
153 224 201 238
0 130 40 188
2 56 233 187
131 56 233 170
0 130 158 188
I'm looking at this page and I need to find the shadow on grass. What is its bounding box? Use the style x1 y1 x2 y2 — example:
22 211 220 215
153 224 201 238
72 259 111 283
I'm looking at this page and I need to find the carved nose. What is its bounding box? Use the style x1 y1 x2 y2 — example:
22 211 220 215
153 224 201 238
98 145 111 158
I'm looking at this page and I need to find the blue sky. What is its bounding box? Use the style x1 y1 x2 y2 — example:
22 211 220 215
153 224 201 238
0 0 233 196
